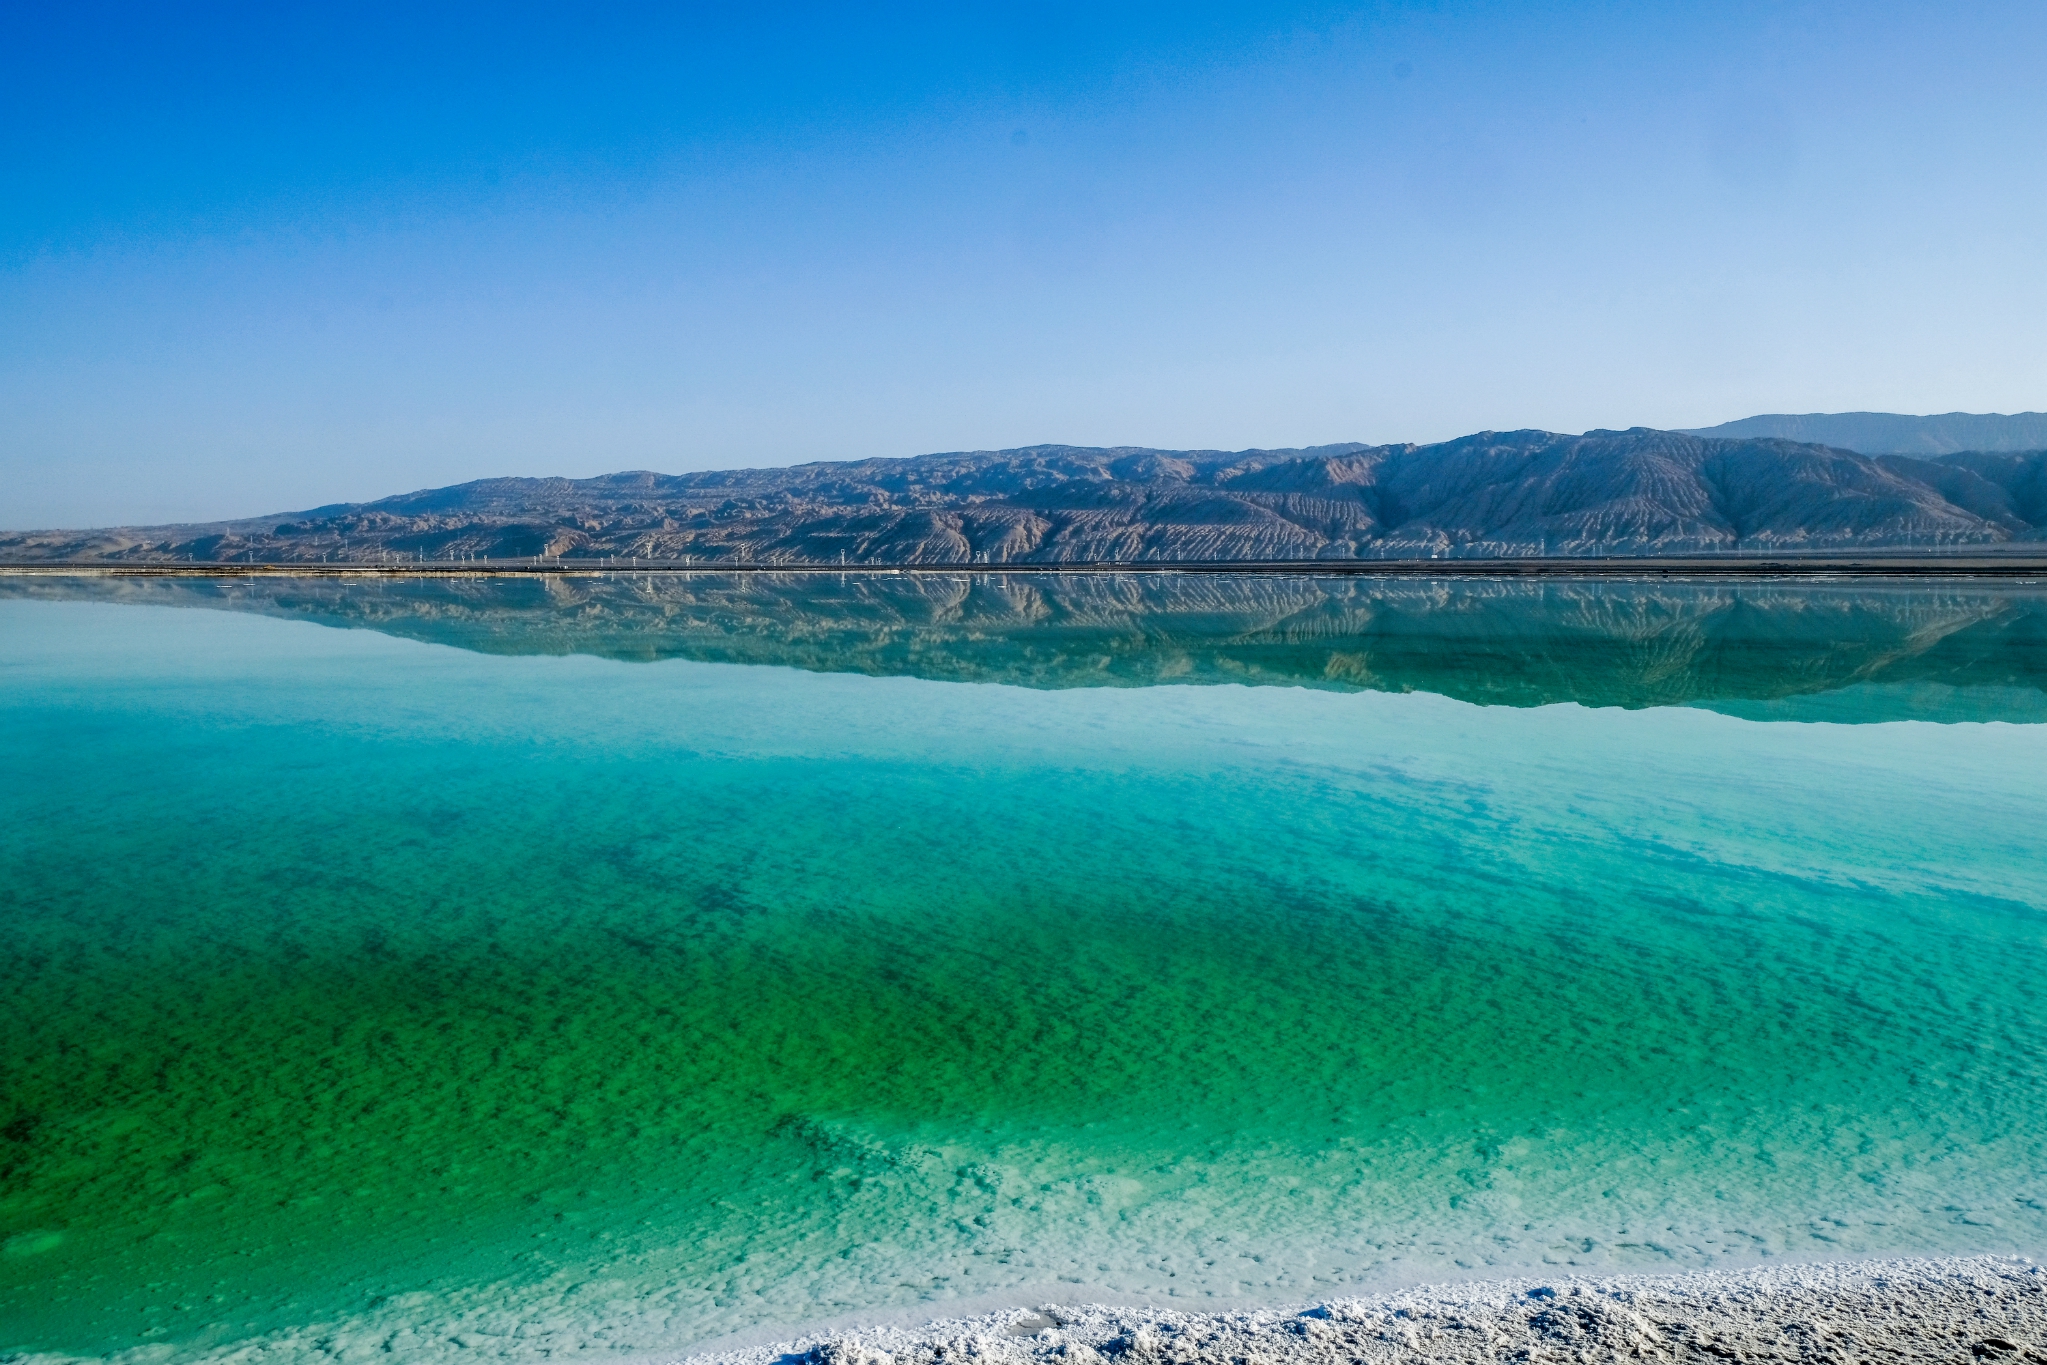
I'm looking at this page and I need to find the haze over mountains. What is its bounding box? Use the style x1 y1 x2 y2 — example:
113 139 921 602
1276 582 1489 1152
5 415 2044 565
1682 411 2047 455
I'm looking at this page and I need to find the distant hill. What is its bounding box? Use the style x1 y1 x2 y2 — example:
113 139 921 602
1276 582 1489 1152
5 427 2045 564
1682 411 2047 455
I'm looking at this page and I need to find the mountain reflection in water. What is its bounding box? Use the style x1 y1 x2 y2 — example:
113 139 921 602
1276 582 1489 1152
6 571 2044 720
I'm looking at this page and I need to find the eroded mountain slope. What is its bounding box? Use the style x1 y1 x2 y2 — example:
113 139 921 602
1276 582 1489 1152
6 429 2045 563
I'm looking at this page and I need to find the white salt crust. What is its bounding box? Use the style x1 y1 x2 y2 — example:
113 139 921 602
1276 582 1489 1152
689 1256 2047 1365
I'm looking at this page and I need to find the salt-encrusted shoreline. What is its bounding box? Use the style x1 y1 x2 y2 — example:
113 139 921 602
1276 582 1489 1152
686 1257 2047 1365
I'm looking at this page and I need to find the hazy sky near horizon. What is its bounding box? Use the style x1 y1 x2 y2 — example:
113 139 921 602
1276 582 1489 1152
5 2 2047 527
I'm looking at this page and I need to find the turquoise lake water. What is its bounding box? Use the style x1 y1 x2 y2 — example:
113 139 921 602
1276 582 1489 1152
2 575 2045 1361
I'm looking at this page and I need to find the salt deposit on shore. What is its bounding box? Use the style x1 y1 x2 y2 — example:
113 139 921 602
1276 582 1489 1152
693 1257 2047 1365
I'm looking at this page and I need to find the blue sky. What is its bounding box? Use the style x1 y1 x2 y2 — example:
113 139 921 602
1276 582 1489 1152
5 1 2045 527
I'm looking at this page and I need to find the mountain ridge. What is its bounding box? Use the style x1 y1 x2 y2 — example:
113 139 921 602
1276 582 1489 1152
5 426 2045 564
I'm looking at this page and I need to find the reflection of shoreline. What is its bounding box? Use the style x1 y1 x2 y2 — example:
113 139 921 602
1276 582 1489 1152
692 1256 2046 1365
3 571 2044 719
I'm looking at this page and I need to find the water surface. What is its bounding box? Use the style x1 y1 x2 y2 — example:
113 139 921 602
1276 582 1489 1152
2 575 2044 1361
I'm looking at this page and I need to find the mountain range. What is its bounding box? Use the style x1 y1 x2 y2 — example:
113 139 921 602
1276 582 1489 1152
5 416 2045 564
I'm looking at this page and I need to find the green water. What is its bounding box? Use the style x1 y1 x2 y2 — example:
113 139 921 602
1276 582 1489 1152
2 579 2046 1361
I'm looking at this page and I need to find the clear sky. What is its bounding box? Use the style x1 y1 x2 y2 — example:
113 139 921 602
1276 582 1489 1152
5 1 2045 528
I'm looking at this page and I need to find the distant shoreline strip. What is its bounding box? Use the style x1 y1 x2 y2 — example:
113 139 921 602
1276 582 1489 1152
2 554 2046 579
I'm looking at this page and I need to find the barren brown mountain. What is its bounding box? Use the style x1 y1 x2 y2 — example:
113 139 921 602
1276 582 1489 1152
7 428 2045 564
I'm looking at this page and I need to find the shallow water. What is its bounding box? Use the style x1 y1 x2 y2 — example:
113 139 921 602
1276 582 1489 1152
2 577 2045 1361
